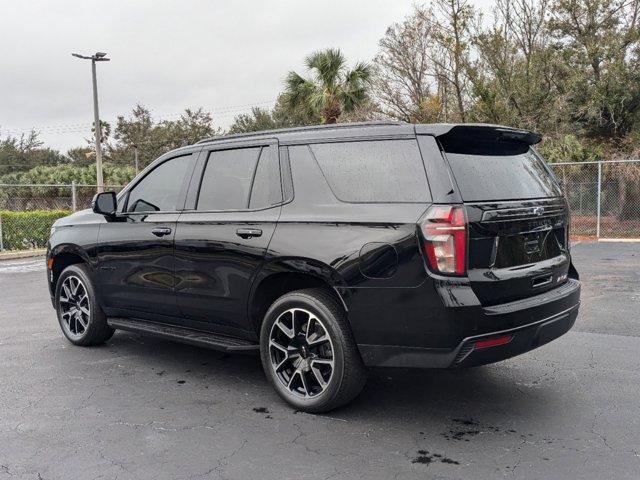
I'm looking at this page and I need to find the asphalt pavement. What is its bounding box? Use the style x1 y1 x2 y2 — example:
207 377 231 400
0 241 639 480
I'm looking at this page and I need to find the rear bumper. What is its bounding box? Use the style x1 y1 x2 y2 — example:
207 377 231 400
450 303 578 367
358 279 580 369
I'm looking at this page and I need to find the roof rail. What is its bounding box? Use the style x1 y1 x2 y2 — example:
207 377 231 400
196 120 405 144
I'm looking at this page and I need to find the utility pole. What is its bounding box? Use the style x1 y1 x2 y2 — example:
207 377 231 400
133 144 139 175
72 51 110 193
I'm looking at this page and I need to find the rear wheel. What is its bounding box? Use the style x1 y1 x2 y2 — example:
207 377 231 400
260 288 367 413
55 264 114 346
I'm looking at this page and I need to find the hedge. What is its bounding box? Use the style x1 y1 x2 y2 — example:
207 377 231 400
0 210 71 251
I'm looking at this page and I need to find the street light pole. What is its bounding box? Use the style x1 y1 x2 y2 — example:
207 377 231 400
72 51 110 193
90 59 104 192
133 144 139 175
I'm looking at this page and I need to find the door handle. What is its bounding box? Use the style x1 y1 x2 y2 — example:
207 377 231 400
236 228 262 239
151 227 172 237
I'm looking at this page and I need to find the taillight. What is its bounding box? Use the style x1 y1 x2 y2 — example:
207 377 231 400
420 205 467 275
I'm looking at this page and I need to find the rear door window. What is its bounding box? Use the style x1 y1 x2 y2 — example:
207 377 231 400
440 137 562 201
197 147 261 210
309 139 430 203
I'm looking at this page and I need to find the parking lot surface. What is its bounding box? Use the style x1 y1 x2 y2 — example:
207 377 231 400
1 242 639 480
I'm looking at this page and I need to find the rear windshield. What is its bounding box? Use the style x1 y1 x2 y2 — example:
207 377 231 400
440 137 561 201
310 139 430 203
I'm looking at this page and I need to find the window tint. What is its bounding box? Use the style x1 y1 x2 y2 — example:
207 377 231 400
440 137 562 201
126 155 192 213
310 140 430 202
197 147 261 210
249 147 282 209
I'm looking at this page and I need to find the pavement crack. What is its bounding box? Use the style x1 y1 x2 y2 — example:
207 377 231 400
290 422 323 455
209 439 248 480
110 420 216 433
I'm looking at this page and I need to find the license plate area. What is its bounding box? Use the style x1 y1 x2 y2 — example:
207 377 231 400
493 228 562 268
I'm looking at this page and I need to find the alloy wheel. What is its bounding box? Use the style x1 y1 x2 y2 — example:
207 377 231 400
268 308 335 398
59 275 90 339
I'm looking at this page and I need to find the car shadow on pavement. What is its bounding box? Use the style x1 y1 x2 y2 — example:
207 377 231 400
346 366 552 420
105 330 560 426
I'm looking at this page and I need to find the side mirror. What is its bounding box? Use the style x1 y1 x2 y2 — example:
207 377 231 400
92 191 117 217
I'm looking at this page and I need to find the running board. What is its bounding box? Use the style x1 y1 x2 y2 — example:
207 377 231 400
107 318 259 353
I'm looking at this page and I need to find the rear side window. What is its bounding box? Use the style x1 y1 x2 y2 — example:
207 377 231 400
440 136 562 201
197 147 261 210
249 147 282 209
126 155 192 213
309 139 430 203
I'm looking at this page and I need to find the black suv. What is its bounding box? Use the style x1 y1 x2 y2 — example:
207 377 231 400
47 122 580 412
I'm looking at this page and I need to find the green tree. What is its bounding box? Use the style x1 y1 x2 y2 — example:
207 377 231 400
430 0 477 122
468 0 568 132
228 94 321 134
229 107 280 134
65 147 95 166
109 105 219 169
0 163 135 187
549 0 640 137
537 134 603 163
373 8 443 122
284 48 372 124
372 3 476 123
0 131 66 176
159 108 220 146
89 120 111 146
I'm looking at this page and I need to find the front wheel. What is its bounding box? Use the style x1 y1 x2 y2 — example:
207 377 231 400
55 264 114 346
260 288 367 413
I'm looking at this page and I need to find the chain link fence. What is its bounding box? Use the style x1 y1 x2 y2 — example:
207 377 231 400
1 160 639 251
0 184 123 251
550 159 640 239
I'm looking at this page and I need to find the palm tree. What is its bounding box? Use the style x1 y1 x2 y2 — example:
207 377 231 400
284 48 372 124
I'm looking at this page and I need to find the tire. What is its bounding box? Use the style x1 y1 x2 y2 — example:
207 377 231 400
259 288 367 413
54 264 114 346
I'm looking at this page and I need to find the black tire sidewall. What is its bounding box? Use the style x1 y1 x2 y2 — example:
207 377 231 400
54 264 103 346
260 293 347 411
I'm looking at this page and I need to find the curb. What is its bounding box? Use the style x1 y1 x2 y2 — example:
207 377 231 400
599 238 640 243
0 249 47 261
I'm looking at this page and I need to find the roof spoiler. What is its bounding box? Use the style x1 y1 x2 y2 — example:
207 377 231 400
415 123 542 145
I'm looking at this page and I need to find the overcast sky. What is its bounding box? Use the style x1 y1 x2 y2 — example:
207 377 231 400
0 0 491 152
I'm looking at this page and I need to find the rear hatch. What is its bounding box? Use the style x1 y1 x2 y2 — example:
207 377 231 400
438 126 570 306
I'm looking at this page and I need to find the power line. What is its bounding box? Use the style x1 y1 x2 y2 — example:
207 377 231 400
0 99 277 135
